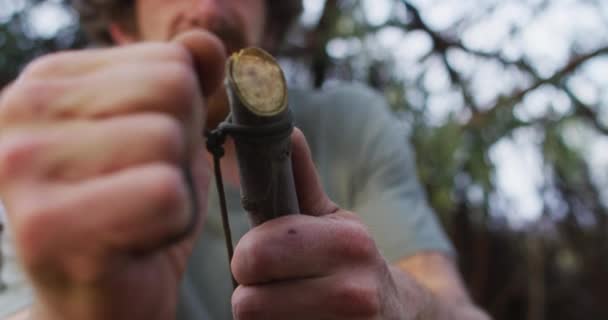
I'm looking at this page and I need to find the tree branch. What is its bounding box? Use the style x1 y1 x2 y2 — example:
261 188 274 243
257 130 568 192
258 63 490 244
467 46 608 129
559 83 608 135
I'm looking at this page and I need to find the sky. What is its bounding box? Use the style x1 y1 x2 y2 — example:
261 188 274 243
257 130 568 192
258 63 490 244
2 0 608 228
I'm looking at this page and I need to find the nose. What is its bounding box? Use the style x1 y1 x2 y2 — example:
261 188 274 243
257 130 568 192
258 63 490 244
188 0 224 28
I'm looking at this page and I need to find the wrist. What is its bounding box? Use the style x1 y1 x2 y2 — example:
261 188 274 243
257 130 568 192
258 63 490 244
387 265 439 320
387 265 491 320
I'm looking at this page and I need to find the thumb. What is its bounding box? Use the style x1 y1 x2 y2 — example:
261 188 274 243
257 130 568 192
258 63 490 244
173 30 227 98
291 128 339 216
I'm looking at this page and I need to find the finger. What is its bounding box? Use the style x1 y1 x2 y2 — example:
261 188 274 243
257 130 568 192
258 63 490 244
2 31 225 126
0 63 201 127
10 162 204 269
18 43 198 80
0 114 187 182
172 29 227 97
231 212 378 285
232 273 380 320
290 128 338 216
171 29 226 151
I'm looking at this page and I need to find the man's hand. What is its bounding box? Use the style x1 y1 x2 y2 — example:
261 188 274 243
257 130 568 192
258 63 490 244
231 130 490 320
0 31 225 320
231 130 413 319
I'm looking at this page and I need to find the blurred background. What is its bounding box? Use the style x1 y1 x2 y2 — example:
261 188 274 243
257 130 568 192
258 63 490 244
1 0 607 319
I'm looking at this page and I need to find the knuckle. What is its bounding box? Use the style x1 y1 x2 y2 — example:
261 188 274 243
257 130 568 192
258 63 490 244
0 81 43 122
330 281 381 317
149 164 187 217
161 63 196 93
156 63 198 113
334 220 378 261
20 54 60 78
233 236 272 284
0 132 45 181
149 115 185 163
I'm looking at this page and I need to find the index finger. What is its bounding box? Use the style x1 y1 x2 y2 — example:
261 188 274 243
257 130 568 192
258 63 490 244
19 30 226 98
172 30 226 98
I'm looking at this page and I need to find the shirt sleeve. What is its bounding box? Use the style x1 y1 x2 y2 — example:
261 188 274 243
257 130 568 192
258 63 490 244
0 206 34 318
319 84 455 263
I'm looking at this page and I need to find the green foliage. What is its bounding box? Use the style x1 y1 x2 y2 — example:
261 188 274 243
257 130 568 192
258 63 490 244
412 120 464 215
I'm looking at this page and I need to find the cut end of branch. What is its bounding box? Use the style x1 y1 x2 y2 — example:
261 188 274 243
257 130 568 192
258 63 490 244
228 47 287 116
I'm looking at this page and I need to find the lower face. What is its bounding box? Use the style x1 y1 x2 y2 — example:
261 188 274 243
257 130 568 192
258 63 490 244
133 0 268 127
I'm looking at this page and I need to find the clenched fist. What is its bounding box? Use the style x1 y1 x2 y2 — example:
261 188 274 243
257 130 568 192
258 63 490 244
0 30 225 320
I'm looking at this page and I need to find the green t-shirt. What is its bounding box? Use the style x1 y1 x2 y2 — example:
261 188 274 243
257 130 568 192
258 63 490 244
176 84 453 319
0 83 453 319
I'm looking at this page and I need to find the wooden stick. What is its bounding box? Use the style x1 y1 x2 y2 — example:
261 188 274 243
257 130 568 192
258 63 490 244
225 48 300 226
